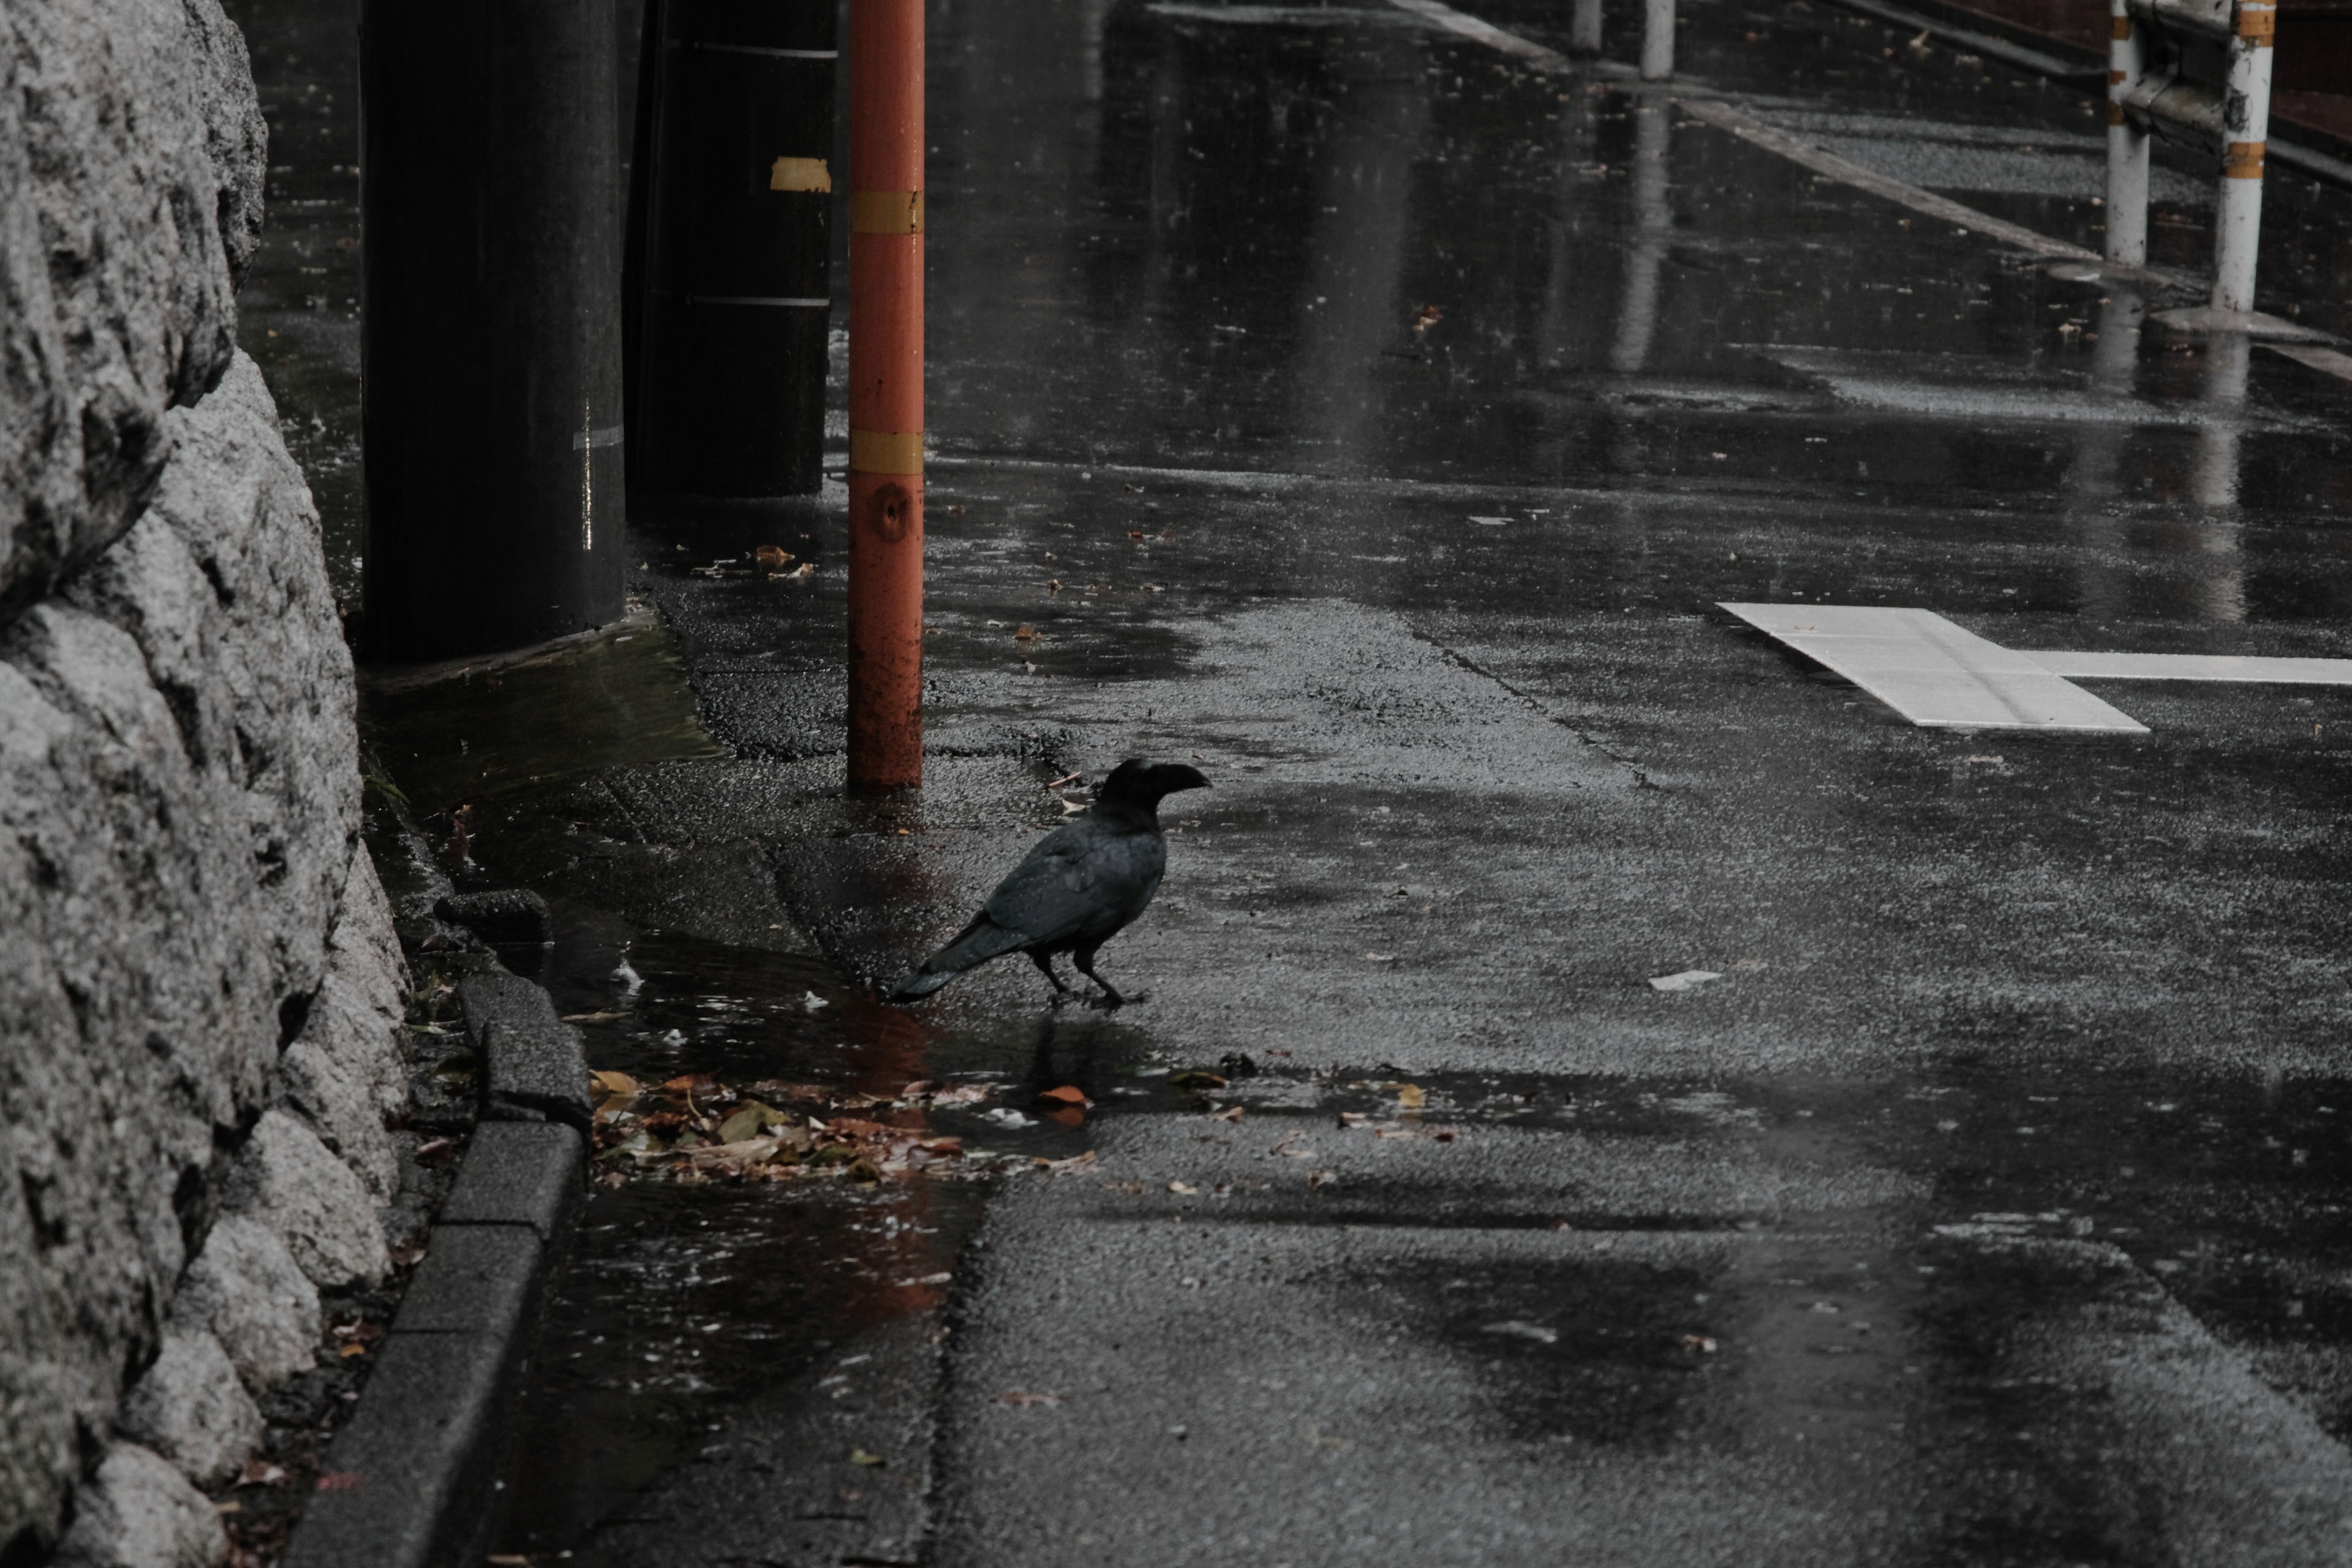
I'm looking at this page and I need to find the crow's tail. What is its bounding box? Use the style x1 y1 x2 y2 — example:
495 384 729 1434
885 915 1031 1002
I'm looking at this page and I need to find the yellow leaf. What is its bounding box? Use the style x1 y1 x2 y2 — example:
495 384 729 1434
1396 1085 1427 1109
849 1448 888 1467
589 1070 639 1096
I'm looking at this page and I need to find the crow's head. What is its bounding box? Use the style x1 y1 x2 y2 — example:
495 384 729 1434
1098 758 1212 810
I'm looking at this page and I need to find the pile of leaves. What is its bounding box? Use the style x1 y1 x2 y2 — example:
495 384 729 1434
589 1071 997 1185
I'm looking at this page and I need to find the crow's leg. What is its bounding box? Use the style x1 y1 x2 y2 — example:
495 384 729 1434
1071 947 1133 1009
1030 951 1074 999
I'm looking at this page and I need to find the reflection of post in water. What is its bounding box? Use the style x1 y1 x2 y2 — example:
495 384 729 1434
2190 331 2249 620
2067 287 2143 619
1291 39 1427 469
1610 96 1670 377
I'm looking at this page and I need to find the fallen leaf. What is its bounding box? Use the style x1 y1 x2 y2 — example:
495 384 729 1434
1307 1169 1336 1191
1414 304 1444 332
564 1011 627 1023
1168 1071 1226 1090
1046 1150 1098 1175
995 1390 1066 1406
1208 1104 1245 1122
1168 1180 1201 1194
716 1105 772 1144
1395 1085 1427 1109
1648 970 1724 993
755 544 794 569
661 1073 721 1096
848 1448 888 1468
338 1343 368 1358
1035 1085 1093 1108
589 1069 641 1096
789 562 816 580
1683 1333 1720 1352
1013 623 1040 641
236 1460 288 1489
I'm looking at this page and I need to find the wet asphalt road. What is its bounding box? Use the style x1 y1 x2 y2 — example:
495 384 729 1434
301 0 2352 1559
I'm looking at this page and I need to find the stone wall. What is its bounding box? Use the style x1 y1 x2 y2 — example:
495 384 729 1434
0 4 403 1562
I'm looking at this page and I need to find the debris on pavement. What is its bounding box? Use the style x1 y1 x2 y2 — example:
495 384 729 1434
1648 969 1725 992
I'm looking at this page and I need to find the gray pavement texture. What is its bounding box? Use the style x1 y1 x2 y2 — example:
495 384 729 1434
307 0 2352 1559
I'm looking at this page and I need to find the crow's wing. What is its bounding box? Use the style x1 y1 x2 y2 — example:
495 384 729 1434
982 817 1164 948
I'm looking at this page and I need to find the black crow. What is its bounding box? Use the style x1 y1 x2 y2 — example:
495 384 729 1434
886 760 1210 1006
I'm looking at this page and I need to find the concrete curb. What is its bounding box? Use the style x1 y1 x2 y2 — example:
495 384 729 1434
280 979 588 1568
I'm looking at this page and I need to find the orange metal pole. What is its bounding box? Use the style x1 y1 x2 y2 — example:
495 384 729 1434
846 0 925 791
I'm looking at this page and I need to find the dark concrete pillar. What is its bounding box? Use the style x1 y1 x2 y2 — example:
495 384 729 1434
625 0 836 511
360 0 628 664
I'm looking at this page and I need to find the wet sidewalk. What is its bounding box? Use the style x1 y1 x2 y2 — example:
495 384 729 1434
311 0 2352 1559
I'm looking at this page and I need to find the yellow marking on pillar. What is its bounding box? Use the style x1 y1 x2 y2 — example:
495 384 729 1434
850 428 924 475
2108 100 2125 124
850 190 924 234
2234 4 2275 39
771 156 832 192
2110 15 2132 37
2223 140 2266 178
2108 67 2126 83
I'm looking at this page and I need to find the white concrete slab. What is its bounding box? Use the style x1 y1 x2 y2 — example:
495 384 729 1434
1719 605 2150 733
2024 650 2352 685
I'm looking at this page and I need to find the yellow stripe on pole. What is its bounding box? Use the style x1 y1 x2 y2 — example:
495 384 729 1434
2223 140 2266 178
850 190 924 233
2234 2 2274 37
850 428 924 474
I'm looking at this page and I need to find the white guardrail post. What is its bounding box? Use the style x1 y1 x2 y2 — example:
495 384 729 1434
2105 0 2151 265
2112 0 2276 314
1641 0 1674 78
1573 0 1603 52
2212 0 2275 311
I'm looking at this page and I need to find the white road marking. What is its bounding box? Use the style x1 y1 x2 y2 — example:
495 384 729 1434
1382 0 1574 67
1674 100 2098 262
2023 650 2352 684
1719 604 2148 732
2265 344 2352 385
1371 0 2116 266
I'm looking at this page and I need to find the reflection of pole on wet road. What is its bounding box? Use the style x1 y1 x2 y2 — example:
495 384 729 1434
2192 333 2250 619
848 0 927 791
2067 288 2144 618
358 0 627 662
1610 98 1670 376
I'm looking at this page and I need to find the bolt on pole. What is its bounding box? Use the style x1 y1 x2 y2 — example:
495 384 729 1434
2212 0 2275 312
847 0 926 793
2104 0 2150 267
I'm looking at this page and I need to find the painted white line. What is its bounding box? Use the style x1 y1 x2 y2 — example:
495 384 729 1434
1719 604 2148 732
1369 0 2111 265
1675 100 2100 262
1382 0 1574 67
1150 3 1431 25
2265 344 2352 385
2024 650 2352 684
